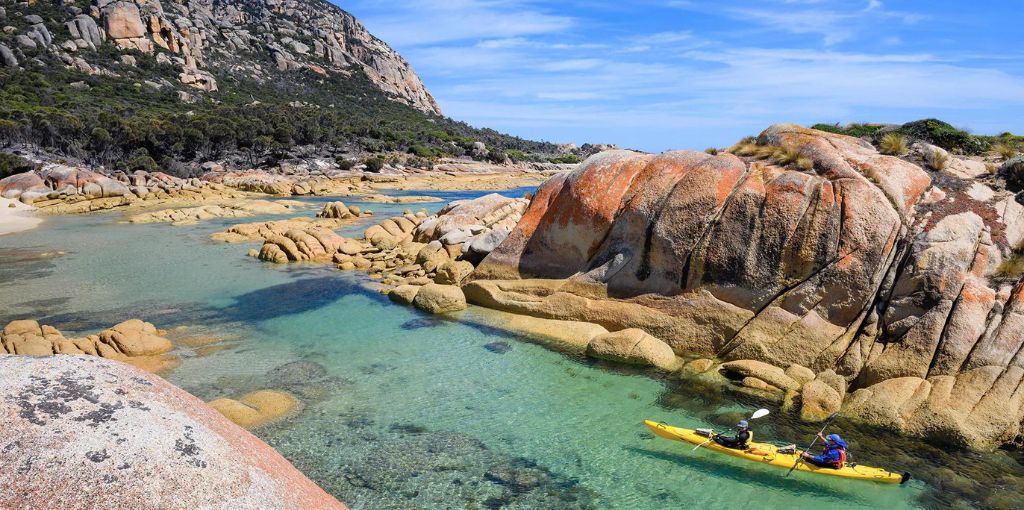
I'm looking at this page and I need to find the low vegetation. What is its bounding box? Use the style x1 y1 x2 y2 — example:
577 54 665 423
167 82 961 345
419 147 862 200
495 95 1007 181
0 152 36 178
925 148 949 171
727 139 813 170
993 143 1019 160
0 61 566 177
813 119 1021 156
997 252 1024 278
879 133 908 156
1002 157 1024 191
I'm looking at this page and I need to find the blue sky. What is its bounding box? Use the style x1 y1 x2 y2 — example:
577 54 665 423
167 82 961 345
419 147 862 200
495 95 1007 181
341 1 1024 152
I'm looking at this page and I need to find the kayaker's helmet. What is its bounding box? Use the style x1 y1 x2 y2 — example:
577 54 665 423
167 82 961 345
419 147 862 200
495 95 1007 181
737 420 749 429
826 434 848 448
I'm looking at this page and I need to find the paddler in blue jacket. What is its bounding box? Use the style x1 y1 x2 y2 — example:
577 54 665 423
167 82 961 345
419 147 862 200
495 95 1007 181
801 433 848 469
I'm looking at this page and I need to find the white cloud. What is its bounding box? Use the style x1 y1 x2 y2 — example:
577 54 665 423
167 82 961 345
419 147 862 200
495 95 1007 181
348 0 572 47
342 1 1024 151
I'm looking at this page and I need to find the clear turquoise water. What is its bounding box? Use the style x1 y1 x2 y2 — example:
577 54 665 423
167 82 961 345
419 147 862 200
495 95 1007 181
1 190 1020 509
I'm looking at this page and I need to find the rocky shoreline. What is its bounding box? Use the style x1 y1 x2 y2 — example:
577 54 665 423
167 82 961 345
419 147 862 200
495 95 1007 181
5 124 1024 507
221 124 1024 452
0 158 557 222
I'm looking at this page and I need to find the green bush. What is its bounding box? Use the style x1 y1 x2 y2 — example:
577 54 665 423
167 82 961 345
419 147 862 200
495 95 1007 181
895 119 988 155
363 156 385 172
811 123 884 138
0 62 565 171
408 144 435 158
123 154 160 172
549 154 580 164
487 150 508 164
0 153 36 178
1001 157 1024 191
336 157 355 170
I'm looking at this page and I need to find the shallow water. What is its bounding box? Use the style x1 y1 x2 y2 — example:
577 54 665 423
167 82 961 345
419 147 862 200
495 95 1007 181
1 189 1020 509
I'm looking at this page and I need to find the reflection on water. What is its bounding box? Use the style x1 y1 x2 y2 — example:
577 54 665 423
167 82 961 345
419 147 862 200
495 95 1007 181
0 190 1020 509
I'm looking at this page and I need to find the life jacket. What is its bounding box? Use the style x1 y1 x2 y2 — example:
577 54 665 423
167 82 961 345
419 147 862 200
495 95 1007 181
822 445 847 468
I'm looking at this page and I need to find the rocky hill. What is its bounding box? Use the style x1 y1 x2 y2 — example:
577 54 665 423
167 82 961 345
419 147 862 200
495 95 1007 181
1 0 439 113
0 0 568 174
465 124 1024 450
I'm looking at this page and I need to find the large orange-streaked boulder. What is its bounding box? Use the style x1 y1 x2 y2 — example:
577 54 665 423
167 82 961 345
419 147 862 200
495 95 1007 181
468 124 1024 449
0 355 346 510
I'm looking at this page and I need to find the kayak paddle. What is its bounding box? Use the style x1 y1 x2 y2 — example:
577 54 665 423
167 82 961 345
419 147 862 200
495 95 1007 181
785 411 840 477
693 408 771 451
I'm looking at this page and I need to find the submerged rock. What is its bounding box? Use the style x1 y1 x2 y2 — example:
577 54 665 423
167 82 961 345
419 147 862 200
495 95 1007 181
0 356 345 509
585 329 679 370
209 389 300 429
413 283 467 314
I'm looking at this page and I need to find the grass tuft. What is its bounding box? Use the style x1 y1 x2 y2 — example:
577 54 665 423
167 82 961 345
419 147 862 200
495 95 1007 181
993 143 1018 160
925 148 949 171
879 133 908 156
997 253 1024 277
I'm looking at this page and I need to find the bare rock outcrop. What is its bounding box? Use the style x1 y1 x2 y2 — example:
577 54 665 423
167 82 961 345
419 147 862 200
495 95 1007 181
1 319 174 373
412 193 528 262
26 0 439 112
467 124 1024 450
0 355 345 510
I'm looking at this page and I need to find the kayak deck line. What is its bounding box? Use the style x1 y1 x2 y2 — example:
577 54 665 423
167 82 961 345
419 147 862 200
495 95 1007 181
644 420 911 485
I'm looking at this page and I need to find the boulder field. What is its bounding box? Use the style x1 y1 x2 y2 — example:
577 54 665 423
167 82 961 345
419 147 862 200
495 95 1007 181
466 124 1024 450
0 355 345 510
1 318 177 373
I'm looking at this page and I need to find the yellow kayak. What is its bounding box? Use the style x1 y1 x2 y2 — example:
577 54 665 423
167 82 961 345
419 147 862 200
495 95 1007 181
644 420 910 484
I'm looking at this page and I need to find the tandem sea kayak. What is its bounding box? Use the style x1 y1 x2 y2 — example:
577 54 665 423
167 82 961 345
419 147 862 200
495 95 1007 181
644 420 910 484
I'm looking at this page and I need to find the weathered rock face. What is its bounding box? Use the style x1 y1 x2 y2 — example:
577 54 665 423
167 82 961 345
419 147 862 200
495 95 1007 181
0 355 346 509
469 124 1024 449
413 283 468 314
412 193 528 263
1 319 175 373
14 0 439 112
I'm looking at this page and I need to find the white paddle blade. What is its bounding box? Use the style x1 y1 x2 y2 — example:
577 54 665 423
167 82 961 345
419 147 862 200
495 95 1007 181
750 409 770 420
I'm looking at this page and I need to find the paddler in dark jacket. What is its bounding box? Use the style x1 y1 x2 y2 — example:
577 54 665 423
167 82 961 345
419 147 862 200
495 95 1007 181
713 420 751 450
801 433 848 469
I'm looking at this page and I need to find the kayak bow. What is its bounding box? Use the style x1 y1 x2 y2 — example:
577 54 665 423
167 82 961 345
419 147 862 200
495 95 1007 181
644 420 910 485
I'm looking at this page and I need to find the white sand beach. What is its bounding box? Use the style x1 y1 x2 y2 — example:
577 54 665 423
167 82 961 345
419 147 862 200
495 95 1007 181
0 198 42 236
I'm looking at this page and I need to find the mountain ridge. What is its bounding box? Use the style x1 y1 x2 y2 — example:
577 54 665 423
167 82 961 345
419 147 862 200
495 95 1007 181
0 0 585 175
0 0 441 113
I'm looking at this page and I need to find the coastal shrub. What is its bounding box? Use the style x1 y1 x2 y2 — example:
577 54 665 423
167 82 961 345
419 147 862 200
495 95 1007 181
487 150 509 164
925 148 949 171
879 133 908 156
811 123 884 138
363 156 385 172
0 152 36 178
408 144 436 158
993 143 1018 160
704 147 719 155
549 154 580 164
407 156 434 170
0 119 19 147
895 119 988 155
336 157 355 170
0 65 569 171
1001 157 1024 191
123 154 160 172
997 252 1024 278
